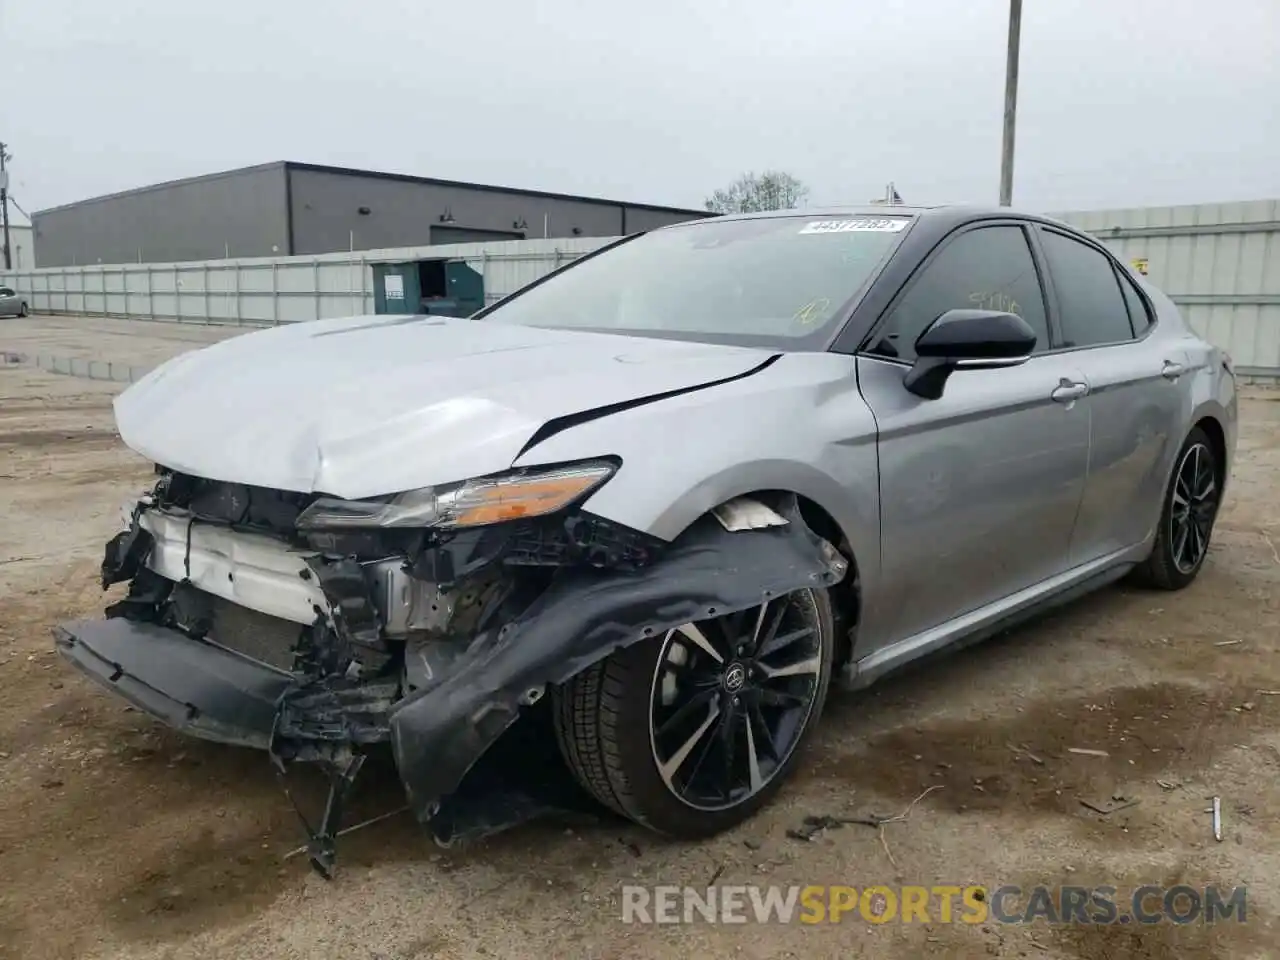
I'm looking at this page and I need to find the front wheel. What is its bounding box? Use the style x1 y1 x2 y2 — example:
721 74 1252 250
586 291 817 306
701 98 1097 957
553 587 834 837
1133 427 1222 590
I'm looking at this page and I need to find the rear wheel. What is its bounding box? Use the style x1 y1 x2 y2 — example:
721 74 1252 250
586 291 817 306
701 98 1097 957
554 587 834 836
1133 427 1221 590
17 302 27 317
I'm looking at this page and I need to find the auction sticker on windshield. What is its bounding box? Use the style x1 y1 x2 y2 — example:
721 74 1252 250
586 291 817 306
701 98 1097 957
798 218 909 234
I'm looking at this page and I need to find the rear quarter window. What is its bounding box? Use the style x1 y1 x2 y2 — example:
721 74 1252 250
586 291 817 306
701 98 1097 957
1116 268 1153 335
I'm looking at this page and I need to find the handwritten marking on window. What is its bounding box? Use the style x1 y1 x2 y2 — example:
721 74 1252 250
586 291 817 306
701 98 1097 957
792 298 832 327
968 291 1021 315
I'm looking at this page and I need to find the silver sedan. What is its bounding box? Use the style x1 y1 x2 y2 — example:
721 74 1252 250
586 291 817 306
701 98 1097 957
56 205 1235 875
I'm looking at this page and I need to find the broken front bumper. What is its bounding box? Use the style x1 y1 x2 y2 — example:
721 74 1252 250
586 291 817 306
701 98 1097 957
55 489 847 875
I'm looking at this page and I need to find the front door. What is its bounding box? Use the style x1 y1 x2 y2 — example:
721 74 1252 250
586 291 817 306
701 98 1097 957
854 223 1091 650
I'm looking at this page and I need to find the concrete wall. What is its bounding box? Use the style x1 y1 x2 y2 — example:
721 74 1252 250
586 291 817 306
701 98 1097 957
33 164 290 267
285 167 703 255
1053 199 1280 378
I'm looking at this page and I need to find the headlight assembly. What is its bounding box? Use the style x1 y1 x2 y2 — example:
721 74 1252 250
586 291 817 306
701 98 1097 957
295 460 617 530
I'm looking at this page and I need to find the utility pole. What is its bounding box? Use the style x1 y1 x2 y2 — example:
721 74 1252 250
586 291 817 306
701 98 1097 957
0 143 11 270
998 0 1022 207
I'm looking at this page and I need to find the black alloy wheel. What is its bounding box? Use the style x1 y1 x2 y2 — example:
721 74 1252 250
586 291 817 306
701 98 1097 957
647 593 824 811
1169 439 1219 574
554 586 834 837
1133 426 1222 590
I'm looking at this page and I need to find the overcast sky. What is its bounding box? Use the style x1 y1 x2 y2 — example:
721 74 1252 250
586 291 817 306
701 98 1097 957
3 0 1276 217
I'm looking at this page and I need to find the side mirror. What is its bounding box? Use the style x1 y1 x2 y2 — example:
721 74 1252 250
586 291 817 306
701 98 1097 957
903 309 1036 400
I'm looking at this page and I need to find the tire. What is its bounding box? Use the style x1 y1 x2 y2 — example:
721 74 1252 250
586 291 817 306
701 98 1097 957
1132 426 1222 590
17 302 27 317
553 587 834 837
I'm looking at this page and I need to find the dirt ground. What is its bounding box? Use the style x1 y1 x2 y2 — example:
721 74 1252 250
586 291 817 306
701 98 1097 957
0 314 245 367
3 318 1280 959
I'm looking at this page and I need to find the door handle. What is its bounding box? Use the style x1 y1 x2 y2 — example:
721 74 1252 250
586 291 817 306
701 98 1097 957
1051 381 1089 403
1161 360 1185 380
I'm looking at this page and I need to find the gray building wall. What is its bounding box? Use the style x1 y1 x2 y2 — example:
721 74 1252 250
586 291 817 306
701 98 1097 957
285 166 702 255
31 162 707 267
33 164 290 267
623 204 706 233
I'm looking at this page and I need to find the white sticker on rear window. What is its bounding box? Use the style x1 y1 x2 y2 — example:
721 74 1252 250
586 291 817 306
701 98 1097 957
798 218 909 234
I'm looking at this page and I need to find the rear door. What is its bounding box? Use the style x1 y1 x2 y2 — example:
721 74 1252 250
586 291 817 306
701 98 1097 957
0 287 17 315
1035 227 1187 561
854 222 1091 650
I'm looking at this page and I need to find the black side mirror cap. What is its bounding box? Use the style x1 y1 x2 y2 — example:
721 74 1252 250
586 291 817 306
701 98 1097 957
915 309 1037 360
904 309 1037 400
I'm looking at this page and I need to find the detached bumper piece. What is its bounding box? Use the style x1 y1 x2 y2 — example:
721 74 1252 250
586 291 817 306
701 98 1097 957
55 613 394 878
54 618 291 748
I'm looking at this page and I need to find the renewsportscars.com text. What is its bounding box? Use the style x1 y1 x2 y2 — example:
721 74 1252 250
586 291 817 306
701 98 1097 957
621 884 1247 926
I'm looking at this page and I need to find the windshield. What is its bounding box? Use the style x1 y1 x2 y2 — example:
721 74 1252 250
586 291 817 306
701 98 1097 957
477 214 912 349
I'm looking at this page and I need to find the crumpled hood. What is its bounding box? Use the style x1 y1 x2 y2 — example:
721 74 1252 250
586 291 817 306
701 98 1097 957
115 314 774 499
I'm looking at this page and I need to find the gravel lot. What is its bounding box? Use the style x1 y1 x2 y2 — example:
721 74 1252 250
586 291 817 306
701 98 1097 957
0 314 245 367
2 317 1279 959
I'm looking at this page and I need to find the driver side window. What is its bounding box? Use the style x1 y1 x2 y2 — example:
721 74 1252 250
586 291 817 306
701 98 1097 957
867 225 1050 362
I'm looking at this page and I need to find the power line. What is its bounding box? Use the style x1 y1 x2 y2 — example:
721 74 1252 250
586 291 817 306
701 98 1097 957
7 193 29 221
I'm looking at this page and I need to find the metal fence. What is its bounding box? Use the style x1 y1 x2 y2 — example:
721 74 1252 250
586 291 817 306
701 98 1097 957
5 201 1280 378
0 236 613 327
1053 199 1280 379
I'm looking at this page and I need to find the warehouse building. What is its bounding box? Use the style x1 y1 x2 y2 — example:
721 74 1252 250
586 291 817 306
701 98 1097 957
31 162 710 267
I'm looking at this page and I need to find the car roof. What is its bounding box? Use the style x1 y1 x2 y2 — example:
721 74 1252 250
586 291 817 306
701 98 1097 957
690 204 937 223
667 203 1076 231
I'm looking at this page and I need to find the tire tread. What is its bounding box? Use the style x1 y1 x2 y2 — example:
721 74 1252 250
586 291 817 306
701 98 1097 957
554 660 633 818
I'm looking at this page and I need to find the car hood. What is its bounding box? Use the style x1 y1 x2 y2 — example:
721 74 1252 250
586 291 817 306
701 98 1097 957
114 314 775 499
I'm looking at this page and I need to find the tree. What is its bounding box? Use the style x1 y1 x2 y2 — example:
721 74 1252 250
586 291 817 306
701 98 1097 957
704 170 809 214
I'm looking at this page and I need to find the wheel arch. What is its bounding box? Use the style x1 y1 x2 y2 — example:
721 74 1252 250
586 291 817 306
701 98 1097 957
1192 414 1228 485
671 488 863 666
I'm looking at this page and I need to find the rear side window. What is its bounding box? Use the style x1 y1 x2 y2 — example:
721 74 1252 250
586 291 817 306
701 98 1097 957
867 225 1050 362
1040 231 1134 347
1116 269 1152 335
0 288 13 297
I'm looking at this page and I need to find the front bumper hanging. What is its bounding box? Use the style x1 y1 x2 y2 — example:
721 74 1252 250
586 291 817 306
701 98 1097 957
54 617 291 749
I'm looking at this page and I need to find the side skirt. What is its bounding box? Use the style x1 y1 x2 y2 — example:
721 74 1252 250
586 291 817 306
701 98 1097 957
840 543 1149 691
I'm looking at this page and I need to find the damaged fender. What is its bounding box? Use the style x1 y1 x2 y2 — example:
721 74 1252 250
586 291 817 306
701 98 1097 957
391 500 848 829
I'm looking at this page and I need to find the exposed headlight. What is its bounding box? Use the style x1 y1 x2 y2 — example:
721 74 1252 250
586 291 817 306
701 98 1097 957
295 461 617 530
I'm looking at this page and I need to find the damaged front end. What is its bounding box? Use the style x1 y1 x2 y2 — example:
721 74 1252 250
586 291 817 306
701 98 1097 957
55 465 845 876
